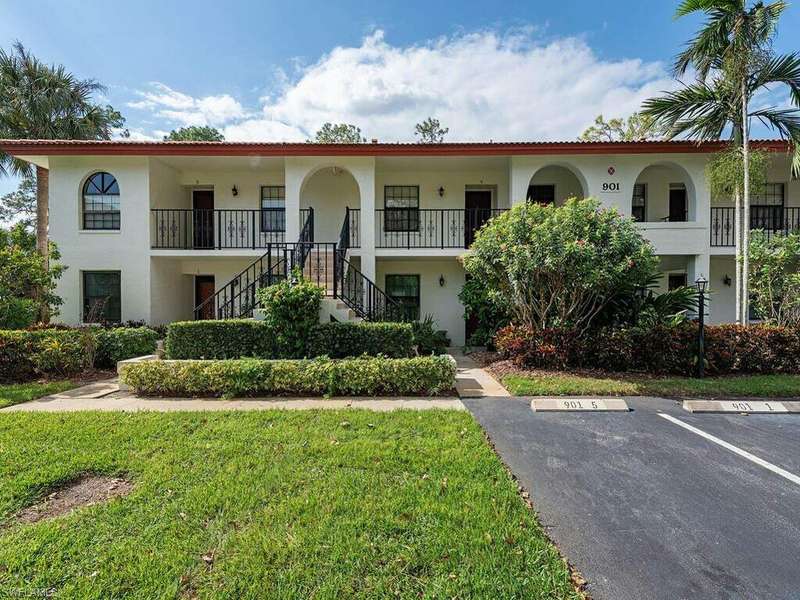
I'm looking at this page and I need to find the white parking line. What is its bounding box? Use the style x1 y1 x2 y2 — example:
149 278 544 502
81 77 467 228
657 412 800 487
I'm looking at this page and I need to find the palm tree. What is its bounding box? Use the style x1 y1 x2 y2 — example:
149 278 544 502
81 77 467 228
0 42 125 262
643 0 800 324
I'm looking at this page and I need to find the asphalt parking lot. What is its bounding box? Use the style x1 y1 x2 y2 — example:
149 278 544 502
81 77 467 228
464 396 800 600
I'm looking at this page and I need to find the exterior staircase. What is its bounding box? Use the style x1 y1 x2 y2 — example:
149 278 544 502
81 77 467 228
193 207 401 322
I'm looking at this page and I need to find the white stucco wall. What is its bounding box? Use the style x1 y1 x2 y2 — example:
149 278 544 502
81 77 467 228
49 155 152 324
376 258 466 346
300 168 360 242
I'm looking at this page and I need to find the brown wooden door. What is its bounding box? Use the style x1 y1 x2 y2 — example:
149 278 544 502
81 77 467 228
195 275 215 320
668 188 687 222
464 190 492 248
193 190 214 248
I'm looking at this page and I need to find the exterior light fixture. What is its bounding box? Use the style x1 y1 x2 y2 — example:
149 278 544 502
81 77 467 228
438 186 445 198
694 276 708 378
232 185 239 197
439 275 445 287
723 274 731 286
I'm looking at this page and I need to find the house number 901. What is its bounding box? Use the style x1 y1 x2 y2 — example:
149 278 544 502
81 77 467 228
602 182 620 192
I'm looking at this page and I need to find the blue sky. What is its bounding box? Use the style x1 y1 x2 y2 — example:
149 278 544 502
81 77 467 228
2 0 799 196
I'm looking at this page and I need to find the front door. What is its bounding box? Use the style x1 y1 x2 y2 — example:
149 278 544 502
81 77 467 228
194 275 215 320
464 190 492 248
668 188 687 222
193 190 214 248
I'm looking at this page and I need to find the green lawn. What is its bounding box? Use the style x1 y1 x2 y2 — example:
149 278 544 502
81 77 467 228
0 411 580 599
0 381 75 409
503 372 800 398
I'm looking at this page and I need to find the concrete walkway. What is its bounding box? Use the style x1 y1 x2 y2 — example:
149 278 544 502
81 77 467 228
1 379 464 413
450 349 511 398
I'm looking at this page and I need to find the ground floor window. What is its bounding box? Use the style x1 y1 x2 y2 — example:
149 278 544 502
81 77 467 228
667 273 688 290
83 271 121 323
385 274 420 320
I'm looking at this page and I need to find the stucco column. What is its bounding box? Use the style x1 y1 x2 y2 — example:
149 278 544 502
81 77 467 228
284 159 301 242
688 253 712 319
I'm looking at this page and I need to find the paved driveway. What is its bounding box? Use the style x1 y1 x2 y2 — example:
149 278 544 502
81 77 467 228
464 396 800 600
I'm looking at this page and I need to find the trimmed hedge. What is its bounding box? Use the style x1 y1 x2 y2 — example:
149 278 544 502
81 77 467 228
496 323 800 375
0 327 159 382
166 320 416 360
165 320 276 359
95 327 160 368
120 355 457 398
307 322 414 358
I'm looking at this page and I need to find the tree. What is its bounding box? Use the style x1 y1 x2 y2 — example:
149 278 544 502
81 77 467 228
0 173 36 230
415 117 449 143
748 230 800 327
309 123 366 143
579 113 661 142
0 224 64 328
0 42 126 265
163 126 224 141
642 1 800 325
462 198 660 335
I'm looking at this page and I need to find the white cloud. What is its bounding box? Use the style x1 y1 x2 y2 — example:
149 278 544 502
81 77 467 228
128 82 247 128
129 29 677 141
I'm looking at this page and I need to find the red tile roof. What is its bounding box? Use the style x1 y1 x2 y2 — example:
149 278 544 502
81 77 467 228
0 138 791 157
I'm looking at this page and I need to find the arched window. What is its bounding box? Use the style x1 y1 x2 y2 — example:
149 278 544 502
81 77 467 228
83 172 120 230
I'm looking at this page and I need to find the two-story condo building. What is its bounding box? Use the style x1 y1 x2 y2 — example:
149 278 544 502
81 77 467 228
1 139 796 345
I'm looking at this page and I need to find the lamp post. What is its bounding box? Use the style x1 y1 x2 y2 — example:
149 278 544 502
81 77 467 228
694 276 708 378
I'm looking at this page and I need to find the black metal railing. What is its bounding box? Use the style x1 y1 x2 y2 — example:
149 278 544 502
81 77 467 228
152 209 286 249
194 242 336 320
711 206 800 246
346 208 360 248
335 209 402 321
375 208 508 249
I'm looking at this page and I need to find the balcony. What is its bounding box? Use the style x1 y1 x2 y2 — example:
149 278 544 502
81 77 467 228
371 208 508 249
710 206 800 247
151 209 310 250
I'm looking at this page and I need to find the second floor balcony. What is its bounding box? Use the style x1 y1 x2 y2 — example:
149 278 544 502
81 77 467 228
371 208 508 249
151 208 308 250
710 206 800 246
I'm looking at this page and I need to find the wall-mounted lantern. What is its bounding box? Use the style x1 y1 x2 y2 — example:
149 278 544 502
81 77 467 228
231 185 239 197
439 275 446 287
438 186 445 198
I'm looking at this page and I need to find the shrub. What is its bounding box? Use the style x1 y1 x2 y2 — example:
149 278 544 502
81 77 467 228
32 329 96 377
411 315 450 355
95 327 160 368
307 322 414 358
748 231 800 327
459 278 511 347
120 355 457 398
165 320 275 359
463 198 659 335
0 297 38 329
256 278 324 358
0 329 98 381
495 323 800 376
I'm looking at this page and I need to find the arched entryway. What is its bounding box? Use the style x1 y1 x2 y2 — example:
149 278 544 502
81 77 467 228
527 164 587 206
300 166 361 243
631 163 697 222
